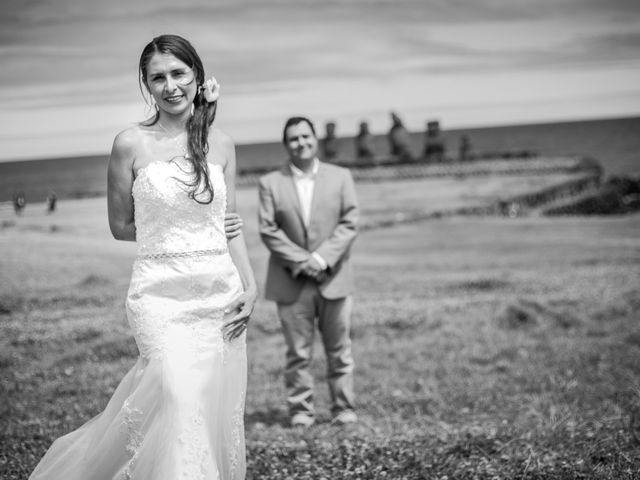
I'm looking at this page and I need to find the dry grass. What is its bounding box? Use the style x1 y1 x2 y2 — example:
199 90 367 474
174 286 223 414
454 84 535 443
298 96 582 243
1 176 640 479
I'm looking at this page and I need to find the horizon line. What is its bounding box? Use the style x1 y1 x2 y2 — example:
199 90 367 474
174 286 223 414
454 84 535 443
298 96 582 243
0 113 637 165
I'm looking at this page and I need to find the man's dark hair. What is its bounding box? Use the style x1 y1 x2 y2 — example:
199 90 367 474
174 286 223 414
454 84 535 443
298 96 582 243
282 116 316 144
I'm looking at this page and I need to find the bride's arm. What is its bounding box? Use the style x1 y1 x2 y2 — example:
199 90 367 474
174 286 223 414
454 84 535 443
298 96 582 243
107 129 137 241
218 131 258 340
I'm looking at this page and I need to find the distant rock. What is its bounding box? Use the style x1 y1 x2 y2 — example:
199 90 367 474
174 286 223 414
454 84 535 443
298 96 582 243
496 299 582 330
544 175 640 215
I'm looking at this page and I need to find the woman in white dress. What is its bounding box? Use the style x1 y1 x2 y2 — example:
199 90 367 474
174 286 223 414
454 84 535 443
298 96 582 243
30 34 257 480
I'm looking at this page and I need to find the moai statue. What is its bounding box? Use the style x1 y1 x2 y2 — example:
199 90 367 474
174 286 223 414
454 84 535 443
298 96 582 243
458 135 472 162
322 121 339 161
355 121 375 164
423 120 445 163
388 112 414 163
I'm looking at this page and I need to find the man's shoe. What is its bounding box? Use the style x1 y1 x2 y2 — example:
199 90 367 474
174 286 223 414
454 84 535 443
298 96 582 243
291 413 315 428
332 410 358 425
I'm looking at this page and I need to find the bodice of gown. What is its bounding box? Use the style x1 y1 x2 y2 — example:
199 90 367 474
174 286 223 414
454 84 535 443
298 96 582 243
132 159 227 256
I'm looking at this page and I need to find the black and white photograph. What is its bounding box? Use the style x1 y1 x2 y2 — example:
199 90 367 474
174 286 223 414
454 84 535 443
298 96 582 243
1 1 639 478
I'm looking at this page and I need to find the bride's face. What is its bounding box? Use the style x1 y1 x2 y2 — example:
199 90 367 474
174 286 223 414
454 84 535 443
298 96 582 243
145 53 197 116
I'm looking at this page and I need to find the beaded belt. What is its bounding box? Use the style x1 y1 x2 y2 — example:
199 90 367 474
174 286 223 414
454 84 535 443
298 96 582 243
137 248 227 260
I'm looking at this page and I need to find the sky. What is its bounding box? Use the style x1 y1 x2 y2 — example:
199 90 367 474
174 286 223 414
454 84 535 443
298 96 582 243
0 0 639 162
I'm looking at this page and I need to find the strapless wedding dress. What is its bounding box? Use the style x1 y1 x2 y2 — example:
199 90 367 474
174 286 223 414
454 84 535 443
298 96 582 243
30 160 247 480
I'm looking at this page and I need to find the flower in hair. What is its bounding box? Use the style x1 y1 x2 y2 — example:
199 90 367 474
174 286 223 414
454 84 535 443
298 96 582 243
201 77 220 103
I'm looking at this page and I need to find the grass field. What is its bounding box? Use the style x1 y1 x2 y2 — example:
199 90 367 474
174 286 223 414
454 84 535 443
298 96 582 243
1 175 640 479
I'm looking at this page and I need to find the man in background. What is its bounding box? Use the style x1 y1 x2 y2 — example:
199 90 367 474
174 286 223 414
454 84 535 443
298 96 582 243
258 116 359 427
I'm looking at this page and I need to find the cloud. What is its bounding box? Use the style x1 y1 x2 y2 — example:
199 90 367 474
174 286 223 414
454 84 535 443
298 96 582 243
573 31 640 60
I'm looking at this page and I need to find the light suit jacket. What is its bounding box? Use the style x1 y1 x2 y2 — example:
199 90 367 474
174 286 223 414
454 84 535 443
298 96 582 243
258 161 359 303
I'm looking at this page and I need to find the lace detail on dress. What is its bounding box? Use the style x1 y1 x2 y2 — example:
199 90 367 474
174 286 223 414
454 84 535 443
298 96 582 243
178 412 218 480
120 399 144 480
222 330 246 366
228 390 246 478
126 296 227 361
132 161 227 256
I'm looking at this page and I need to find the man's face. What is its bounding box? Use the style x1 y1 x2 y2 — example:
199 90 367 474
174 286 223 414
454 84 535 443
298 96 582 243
284 121 318 164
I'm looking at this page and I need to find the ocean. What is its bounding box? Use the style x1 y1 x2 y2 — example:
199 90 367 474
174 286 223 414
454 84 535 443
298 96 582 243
1 116 638 203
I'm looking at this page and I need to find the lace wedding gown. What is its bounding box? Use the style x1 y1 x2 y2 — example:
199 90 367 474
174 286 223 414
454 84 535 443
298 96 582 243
30 160 247 480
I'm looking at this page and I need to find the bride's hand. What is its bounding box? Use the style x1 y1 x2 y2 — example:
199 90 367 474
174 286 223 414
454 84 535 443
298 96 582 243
222 287 257 342
224 212 244 240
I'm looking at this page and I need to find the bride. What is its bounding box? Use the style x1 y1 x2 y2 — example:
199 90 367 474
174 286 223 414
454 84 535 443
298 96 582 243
30 34 257 480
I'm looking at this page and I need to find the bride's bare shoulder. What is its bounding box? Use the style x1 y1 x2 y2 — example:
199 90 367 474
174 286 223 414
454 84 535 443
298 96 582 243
210 127 235 149
112 124 146 152
209 127 236 169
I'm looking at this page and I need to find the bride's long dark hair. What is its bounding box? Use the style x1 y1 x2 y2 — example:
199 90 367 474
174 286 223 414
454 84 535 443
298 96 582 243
139 34 216 204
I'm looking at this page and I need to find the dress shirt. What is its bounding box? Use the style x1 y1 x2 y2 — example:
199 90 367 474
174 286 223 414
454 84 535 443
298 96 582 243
290 158 327 270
